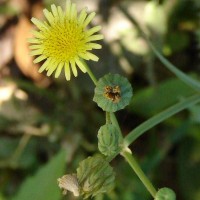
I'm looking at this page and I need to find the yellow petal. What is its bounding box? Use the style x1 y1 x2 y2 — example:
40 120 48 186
31 18 48 31
29 44 43 50
57 6 64 23
45 59 56 71
28 38 41 44
51 4 59 19
78 53 90 60
55 62 64 78
87 43 102 49
33 55 47 63
64 62 71 80
43 9 55 26
86 52 99 61
85 34 104 42
76 60 86 73
66 0 72 18
31 30 45 39
82 12 95 27
47 63 57 76
70 3 77 20
85 26 101 37
30 49 43 56
78 8 87 24
70 60 78 77
38 58 52 73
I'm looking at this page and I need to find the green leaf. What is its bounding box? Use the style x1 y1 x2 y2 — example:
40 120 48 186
11 150 66 200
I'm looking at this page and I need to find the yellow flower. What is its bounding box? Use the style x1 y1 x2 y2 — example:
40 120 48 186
28 0 103 81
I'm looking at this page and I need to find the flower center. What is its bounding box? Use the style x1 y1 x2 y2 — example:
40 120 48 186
42 20 86 62
104 86 121 103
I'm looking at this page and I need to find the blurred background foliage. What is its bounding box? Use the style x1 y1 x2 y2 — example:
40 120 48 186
0 0 200 199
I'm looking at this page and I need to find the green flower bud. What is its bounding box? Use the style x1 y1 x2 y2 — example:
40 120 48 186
93 73 133 112
155 188 176 200
98 124 120 156
77 155 115 199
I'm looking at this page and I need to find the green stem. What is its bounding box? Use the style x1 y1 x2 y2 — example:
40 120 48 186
106 112 111 124
148 42 200 92
82 61 122 137
82 60 98 85
121 150 157 198
124 93 200 146
110 113 121 136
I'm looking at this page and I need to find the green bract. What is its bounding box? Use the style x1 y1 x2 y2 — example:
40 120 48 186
77 155 115 199
93 73 133 112
98 124 120 156
155 188 176 200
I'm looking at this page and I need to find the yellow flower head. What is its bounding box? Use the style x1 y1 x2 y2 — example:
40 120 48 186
29 0 103 80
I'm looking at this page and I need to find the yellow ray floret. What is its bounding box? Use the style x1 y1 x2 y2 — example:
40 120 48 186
28 0 103 81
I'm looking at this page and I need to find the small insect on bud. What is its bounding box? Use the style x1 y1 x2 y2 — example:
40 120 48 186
93 73 133 112
104 85 121 103
57 174 80 197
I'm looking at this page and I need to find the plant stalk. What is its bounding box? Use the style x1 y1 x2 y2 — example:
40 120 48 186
124 93 200 146
82 60 98 85
121 150 157 198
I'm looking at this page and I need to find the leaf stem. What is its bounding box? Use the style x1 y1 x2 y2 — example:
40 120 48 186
124 93 200 146
121 150 157 198
148 42 200 92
